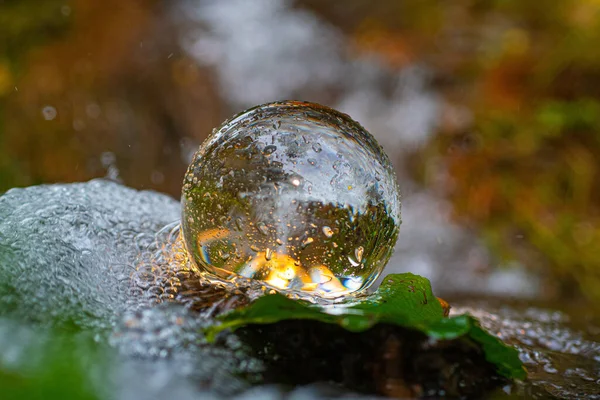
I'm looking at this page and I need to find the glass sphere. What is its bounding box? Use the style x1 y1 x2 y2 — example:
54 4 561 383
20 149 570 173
182 101 401 298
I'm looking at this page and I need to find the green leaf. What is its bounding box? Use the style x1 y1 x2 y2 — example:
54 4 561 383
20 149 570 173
206 273 526 381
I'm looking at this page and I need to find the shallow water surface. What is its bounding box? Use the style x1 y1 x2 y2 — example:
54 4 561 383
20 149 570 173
0 181 598 399
452 300 600 399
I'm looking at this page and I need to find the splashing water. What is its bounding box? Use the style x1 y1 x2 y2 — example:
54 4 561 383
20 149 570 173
181 101 402 298
1 180 600 398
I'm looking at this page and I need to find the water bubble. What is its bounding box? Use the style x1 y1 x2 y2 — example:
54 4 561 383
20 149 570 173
182 101 401 298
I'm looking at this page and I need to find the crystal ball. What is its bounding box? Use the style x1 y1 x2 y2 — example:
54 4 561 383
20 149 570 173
182 101 401 298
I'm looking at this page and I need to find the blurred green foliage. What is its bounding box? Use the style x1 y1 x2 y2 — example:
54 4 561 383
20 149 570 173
0 1 69 65
416 0 600 303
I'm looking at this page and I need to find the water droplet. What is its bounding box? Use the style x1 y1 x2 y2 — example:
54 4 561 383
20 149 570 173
355 246 364 263
257 222 269 236
235 218 243 231
322 226 334 238
312 143 322 153
301 237 314 249
263 145 277 155
265 248 273 261
218 250 230 260
290 175 303 187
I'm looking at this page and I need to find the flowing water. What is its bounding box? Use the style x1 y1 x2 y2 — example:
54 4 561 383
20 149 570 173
0 180 598 399
452 300 600 399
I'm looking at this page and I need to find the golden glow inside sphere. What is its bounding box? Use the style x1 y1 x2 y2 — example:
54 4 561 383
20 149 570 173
182 101 401 298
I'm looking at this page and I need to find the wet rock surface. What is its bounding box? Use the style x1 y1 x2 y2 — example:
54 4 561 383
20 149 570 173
236 321 504 398
0 181 598 399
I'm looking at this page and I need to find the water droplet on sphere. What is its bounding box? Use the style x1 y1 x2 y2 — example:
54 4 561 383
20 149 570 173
263 145 277 155
322 226 334 238
265 248 273 261
301 237 314 249
235 217 243 231
257 222 269 236
181 101 401 298
355 246 364 263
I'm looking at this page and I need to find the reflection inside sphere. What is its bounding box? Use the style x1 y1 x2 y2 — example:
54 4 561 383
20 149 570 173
182 101 401 298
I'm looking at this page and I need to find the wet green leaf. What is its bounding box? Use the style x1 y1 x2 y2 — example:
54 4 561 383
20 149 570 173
206 273 526 381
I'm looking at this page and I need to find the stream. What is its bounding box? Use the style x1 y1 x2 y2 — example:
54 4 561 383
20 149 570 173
0 180 598 399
